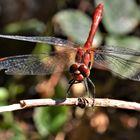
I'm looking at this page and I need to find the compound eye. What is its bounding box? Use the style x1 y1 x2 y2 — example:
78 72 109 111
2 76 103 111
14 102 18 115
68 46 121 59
69 64 78 73
78 64 90 77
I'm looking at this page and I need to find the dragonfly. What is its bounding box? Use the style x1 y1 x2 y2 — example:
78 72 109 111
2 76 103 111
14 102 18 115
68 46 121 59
0 3 140 97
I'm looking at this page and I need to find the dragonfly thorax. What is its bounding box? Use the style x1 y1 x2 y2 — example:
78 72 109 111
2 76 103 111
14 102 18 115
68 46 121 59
75 48 93 69
69 63 90 81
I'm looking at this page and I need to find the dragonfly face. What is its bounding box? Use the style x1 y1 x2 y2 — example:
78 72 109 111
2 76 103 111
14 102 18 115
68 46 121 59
70 64 90 81
69 47 94 82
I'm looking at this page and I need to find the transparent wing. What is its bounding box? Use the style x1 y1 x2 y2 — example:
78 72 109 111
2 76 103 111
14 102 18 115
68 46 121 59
0 48 77 75
96 46 140 56
94 46 140 81
0 35 79 48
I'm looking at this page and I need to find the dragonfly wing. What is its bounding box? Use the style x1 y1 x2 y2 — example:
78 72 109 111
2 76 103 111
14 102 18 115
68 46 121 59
97 46 140 56
94 51 140 81
0 35 79 48
0 49 76 75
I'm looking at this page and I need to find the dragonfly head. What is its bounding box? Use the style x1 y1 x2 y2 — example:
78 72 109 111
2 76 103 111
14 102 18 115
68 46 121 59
69 64 90 82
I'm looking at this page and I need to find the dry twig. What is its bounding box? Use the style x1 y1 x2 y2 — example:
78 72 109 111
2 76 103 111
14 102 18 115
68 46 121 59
0 98 140 113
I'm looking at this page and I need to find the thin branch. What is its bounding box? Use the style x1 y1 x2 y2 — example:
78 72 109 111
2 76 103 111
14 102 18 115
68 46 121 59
0 98 140 113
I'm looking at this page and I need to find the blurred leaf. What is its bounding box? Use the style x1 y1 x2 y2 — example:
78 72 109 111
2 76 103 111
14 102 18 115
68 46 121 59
10 124 26 140
8 83 24 98
105 36 140 79
0 87 9 101
1 112 14 126
54 82 66 98
106 36 140 49
96 0 140 34
32 43 52 54
0 112 26 140
4 19 46 34
34 106 68 136
53 10 102 46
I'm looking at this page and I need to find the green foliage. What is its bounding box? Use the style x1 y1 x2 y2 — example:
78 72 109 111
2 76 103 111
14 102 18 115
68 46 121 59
53 10 102 46
34 106 68 137
34 83 68 137
0 87 9 102
4 19 46 34
96 0 140 34
8 83 25 98
10 124 26 140
106 36 140 49
0 112 26 140
32 43 51 54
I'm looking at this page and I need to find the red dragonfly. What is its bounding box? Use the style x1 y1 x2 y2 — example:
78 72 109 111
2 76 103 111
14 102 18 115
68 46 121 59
0 3 140 97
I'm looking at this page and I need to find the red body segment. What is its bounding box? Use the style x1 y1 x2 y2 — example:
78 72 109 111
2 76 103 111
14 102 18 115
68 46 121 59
70 3 103 82
84 3 103 49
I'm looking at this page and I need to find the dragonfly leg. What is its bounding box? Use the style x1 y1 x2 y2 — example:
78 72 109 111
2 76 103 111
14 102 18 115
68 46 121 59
66 79 82 98
87 77 95 98
66 79 75 98
87 78 95 106
84 78 90 97
77 97 89 108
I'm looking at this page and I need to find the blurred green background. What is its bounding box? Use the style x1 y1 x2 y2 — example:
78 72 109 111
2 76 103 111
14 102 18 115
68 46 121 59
0 0 140 139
